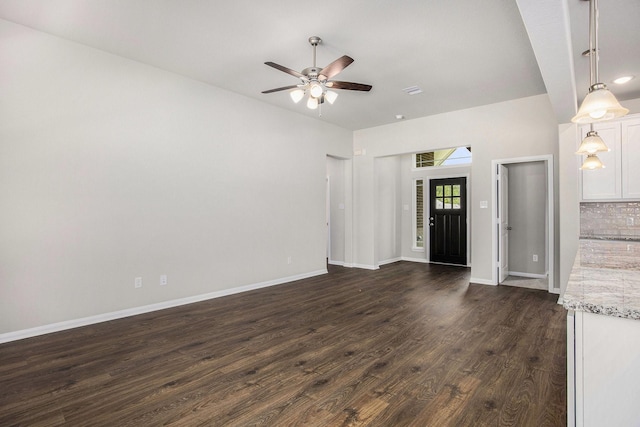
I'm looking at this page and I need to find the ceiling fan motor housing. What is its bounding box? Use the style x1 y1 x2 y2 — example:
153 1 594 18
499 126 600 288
302 67 321 80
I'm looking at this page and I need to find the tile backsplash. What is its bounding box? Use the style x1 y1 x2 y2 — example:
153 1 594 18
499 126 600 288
580 202 640 239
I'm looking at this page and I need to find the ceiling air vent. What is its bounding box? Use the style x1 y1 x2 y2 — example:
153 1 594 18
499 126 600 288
402 86 423 95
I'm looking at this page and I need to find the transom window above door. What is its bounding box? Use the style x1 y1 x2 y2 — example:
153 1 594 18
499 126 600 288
414 147 471 169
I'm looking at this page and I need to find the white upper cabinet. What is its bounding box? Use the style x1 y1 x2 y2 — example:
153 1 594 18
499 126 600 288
622 118 640 199
580 115 640 201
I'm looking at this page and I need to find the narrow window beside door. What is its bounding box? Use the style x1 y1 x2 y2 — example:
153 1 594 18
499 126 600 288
415 179 424 248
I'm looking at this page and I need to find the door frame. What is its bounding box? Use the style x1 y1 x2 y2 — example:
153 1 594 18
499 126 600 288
425 173 471 266
326 175 331 262
491 155 556 293
498 165 509 283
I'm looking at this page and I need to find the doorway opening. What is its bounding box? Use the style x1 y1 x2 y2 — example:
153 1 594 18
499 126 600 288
492 155 556 293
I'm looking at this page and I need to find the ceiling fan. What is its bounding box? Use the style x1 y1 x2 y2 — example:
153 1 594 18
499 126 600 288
262 36 372 110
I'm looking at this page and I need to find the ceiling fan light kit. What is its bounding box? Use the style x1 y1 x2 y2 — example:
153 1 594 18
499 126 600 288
307 96 318 110
290 89 305 103
325 90 338 104
573 0 628 170
262 36 372 113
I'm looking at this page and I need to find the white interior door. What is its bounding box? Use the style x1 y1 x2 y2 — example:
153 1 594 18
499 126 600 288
326 176 330 260
498 165 509 283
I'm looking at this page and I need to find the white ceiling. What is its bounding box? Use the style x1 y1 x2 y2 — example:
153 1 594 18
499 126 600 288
0 0 638 130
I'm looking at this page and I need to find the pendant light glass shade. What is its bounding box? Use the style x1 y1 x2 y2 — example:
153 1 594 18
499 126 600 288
572 83 629 124
576 130 610 154
290 89 305 103
580 154 605 170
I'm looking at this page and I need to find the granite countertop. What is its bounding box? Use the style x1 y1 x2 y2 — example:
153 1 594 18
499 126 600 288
580 235 640 242
563 239 640 320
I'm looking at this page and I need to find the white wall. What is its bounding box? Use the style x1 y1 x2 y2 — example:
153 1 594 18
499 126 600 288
507 161 547 276
558 122 580 298
375 156 402 264
0 20 352 337
353 94 559 283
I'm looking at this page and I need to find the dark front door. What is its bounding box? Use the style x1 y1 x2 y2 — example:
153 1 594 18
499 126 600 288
429 177 467 265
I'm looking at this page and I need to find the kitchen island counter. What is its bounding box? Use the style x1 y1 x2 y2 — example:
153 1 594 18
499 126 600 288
563 238 640 320
563 238 640 426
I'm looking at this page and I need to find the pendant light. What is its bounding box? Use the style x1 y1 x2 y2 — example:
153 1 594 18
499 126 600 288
580 154 605 170
572 0 628 124
576 125 610 155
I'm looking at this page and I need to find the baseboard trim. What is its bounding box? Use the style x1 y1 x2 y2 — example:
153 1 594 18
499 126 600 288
470 277 496 286
508 271 547 279
378 257 402 267
352 263 379 270
401 256 428 263
0 269 327 344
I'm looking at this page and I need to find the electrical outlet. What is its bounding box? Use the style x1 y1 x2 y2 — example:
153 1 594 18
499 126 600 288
134 277 143 288
160 275 167 286
532 254 538 262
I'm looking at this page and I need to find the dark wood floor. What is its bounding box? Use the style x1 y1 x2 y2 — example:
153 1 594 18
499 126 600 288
0 262 566 426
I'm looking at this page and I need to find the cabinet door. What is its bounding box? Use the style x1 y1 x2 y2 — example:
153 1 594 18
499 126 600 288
580 122 621 200
622 117 640 199
581 312 640 426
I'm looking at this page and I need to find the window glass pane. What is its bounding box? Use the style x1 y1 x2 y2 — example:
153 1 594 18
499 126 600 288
415 152 435 168
453 185 460 196
453 197 461 209
441 147 472 166
414 147 472 168
436 185 443 197
444 198 452 209
444 185 452 197
436 198 443 209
